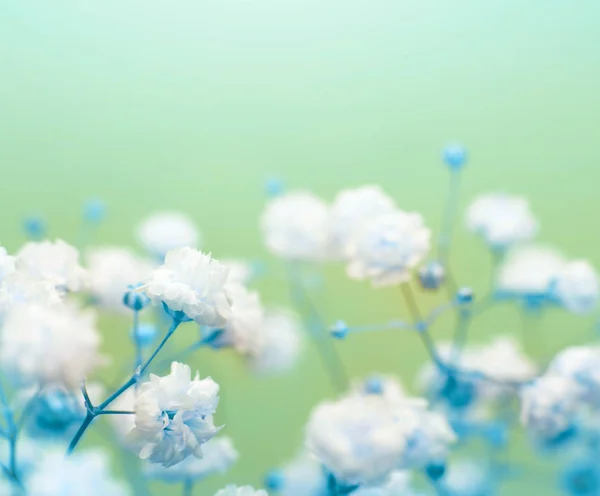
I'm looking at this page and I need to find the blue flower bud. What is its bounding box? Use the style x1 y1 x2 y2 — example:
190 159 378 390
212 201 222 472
264 470 285 491
131 323 157 348
443 144 467 170
562 461 599 496
23 215 46 240
364 375 384 395
265 177 285 197
330 320 349 340
123 285 151 311
83 199 106 224
418 261 446 291
425 462 446 481
456 287 474 304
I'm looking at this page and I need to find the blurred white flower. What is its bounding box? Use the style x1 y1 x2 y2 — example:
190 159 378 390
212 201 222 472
220 285 265 356
145 436 238 483
496 245 566 296
0 302 102 388
128 362 220 467
27 449 130 496
346 210 431 287
0 271 62 317
214 486 268 496
144 247 232 326
16 239 87 292
86 247 153 312
250 309 303 374
137 211 200 258
466 193 537 248
0 246 15 283
261 191 331 261
222 259 254 287
553 260 599 314
520 375 582 439
353 471 414 496
273 451 327 496
305 395 416 486
329 186 396 258
548 346 600 407
442 460 489 496
398 407 456 469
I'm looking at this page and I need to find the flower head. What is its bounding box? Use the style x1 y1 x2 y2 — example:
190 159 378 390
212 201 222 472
86 247 153 312
268 452 327 496
144 247 232 326
27 449 130 496
466 193 537 248
0 302 102 388
0 246 15 283
553 260 599 314
137 211 200 258
329 186 396 258
346 210 431 287
261 191 331 261
145 436 238 483
548 346 600 407
128 362 220 467
16 239 87 292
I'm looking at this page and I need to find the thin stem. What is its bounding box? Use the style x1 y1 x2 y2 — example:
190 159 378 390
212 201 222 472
96 410 135 416
140 319 180 376
183 479 194 496
438 169 462 265
449 308 472 363
132 310 143 370
81 383 93 412
66 411 95 455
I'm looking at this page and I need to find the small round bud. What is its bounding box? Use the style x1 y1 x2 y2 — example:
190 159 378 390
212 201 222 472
265 176 285 197
425 462 446 481
562 461 599 496
84 199 106 224
23 215 46 240
364 375 384 395
456 287 474 304
123 285 151 311
419 261 446 291
330 320 349 340
264 470 285 491
131 323 157 348
443 144 467 170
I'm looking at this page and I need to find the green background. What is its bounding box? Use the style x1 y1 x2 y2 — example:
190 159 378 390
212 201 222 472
1 1 600 494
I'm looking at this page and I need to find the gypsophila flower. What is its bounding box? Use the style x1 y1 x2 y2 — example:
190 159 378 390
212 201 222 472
353 471 415 496
0 271 62 318
0 245 15 283
442 460 490 496
27 449 130 496
222 259 254 287
128 362 220 467
305 395 416 486
0 302 102 388
145 436 238 483
520 375 582 440
137 211 200 258
548 346 600 407
553 260 600 314
329 186 397 258
214 485 268 496
16 239 87 292
497 245 566 298
250 309 303 374
271 452 327 496
346 210 431 287
261 191 331 261
143 247 232 326
466 193 538 249
219 284 265 356
86 247 153 312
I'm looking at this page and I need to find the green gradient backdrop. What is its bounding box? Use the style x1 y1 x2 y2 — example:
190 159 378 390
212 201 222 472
1 1 600 494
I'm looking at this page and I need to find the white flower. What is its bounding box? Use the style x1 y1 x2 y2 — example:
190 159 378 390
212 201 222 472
496 245 566 296
250 309 303 374
305 395 416 486
137 211 200 258
16 239 87 292
145 436 238 483
222 259 254 287
0 302 102 388
214 486 268 496
27 449 130 496
260 191 331 261
219 285 265 355
442 460 489 496
144 247 232 326
520 375 582 439
128 362 220 467
466 193 537 248
0 246 15 283
86 247 153 312
548 346 600 407
329 186 396 258
353 471 414 496
398 407 456 469
275 452 327 496
553 260 600 314
346 210 431 287
0 271 62 317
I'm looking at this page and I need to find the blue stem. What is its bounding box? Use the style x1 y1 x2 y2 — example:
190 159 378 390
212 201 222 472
438 169 462 265
133 310 143 370
183 479 194 496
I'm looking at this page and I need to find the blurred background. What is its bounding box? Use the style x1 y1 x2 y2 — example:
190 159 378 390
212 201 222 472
1 1 600 494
